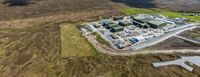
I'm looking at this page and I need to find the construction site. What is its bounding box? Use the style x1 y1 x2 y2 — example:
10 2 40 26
81 14 199 50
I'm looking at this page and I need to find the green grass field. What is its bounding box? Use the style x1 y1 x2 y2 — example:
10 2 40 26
61 23 100 57
96 35 110 45
192 16 200 22
121 8 200 22
92 32 97 35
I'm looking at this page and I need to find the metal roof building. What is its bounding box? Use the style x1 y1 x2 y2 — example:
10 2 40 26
111 34 119 39
148 20 167 28
140 23 150 28
114 16 124 21
111 26 124 32
137 18 153 23
132 16 146 21
119 20 132 26
107 23 118 29
132 18 153 28
103 21 113 26
131 15 137 18
94 24 100 28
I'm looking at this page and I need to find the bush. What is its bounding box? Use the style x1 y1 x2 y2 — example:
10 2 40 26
92 32 97 35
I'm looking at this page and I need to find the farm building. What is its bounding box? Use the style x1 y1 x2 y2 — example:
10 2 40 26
147 20 167 28
103 21 113 26
107 23 118 29
119 20 132 26
111 34 119 39
111 26 124 32
114 16 124 21
94 24 100 28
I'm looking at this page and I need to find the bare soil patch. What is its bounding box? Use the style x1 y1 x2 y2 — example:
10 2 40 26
142 37 200 50
180 28 200 42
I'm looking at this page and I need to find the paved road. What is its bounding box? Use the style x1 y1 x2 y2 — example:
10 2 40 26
152 56 200 71
174 35 200 44
127 24 197 51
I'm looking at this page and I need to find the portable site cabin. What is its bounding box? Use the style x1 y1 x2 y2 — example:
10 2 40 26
103 21 113 26
94 24 100 28
148 20 167 28
182 14 188 16
175 18 180 21
107 24 118 29
119 20 132 26
114 16 124 21
179 17 187 21
111 34 118 39
111 26 124 32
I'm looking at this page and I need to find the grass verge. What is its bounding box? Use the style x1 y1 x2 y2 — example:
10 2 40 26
121 8 200 22
96 35 110 45
92 32 97 35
